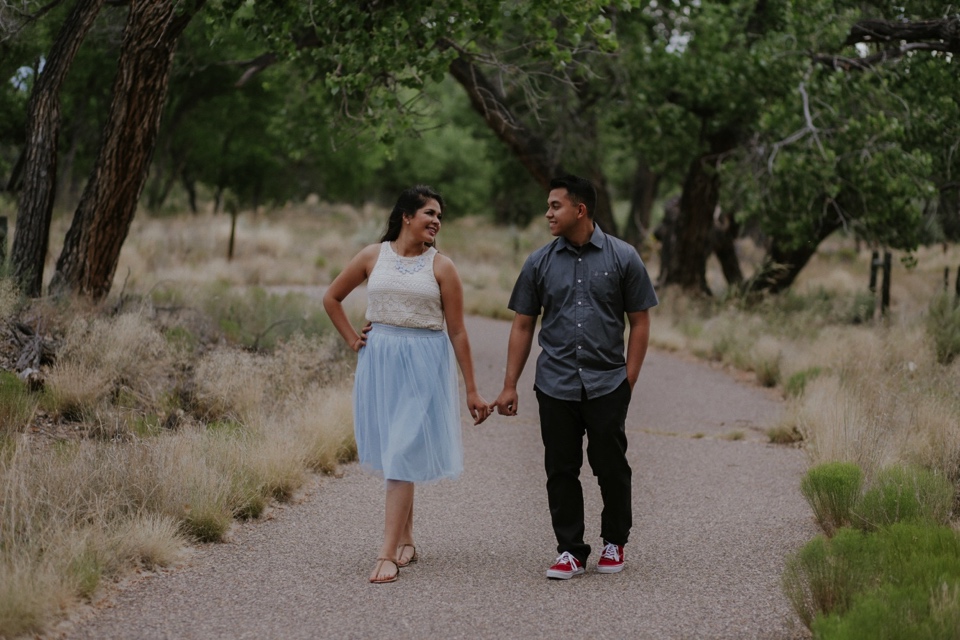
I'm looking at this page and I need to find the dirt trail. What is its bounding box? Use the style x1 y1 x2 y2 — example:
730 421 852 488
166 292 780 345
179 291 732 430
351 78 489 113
62 314 815 640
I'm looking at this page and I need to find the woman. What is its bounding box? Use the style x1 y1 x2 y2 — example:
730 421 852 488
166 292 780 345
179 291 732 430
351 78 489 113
322 185 491 584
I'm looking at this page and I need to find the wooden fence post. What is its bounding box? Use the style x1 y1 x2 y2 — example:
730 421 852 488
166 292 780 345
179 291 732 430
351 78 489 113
956 264 960 303
880 251 892 316
869 250 880 293
0 216 7 269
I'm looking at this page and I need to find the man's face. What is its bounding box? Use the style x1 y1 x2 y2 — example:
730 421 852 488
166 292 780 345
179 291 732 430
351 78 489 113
545 188 581 238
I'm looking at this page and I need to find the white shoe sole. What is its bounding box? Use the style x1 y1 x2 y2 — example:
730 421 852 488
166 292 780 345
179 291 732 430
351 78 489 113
595 564 624 574
546 567 585 580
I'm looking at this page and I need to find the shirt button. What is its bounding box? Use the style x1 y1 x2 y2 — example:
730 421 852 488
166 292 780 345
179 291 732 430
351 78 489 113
578 258 581 262
577 346 582 349
577 279 581 283
578 301 582 305
577 323 581 327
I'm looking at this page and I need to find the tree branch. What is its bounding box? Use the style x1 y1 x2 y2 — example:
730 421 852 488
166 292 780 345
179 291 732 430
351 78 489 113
814 16 960 70
444 43 557 188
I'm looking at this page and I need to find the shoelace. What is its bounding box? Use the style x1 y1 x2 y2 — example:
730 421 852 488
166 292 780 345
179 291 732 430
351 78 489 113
600 543 621 562
555 551 579 568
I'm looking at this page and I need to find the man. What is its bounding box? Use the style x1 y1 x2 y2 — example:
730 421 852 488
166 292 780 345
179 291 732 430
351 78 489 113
494 174 658 579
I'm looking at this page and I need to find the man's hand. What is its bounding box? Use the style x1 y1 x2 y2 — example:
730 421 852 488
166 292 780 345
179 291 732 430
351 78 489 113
494 388 519 416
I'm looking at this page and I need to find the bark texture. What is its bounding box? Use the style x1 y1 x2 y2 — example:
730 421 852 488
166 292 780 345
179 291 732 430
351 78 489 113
51 0 205 299
661 153 721 293
11 0 105 296
747 217 843 293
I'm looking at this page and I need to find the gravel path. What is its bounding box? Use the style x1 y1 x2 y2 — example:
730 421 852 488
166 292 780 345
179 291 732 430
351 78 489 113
62 314 815 640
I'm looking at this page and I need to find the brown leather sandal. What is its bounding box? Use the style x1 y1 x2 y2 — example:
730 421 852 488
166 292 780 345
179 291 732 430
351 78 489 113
396 544 418 568
369 557 399 584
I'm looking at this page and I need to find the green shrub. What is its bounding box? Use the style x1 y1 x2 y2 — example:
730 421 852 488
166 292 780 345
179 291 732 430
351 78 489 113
807 524 960 638
782 528 878 628
926 293 960 365
801 462 863 536
785 366 822 397
814 581 960 640
0 371 37 434
853 465 955 530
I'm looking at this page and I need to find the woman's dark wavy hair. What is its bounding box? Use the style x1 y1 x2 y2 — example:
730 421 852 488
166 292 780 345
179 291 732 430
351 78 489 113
380 185 445 243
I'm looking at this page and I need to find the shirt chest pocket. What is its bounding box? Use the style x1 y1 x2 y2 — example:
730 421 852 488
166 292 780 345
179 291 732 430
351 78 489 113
589 269 619 304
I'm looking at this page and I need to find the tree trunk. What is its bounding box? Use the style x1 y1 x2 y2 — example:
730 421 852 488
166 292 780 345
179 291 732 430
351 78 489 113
586 166 617 236
11 0 105 297
624 158 659 247
51 0 205 300
747 218 842 293
711 209 743 286
660 153 719 294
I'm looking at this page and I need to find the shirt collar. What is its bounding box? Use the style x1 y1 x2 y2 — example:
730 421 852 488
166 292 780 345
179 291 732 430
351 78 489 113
556 224 606 253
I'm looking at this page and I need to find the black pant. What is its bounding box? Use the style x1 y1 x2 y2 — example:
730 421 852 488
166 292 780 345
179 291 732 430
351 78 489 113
536 380 632 565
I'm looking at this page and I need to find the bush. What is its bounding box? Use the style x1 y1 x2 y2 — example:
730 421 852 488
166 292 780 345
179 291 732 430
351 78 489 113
853 465 955 530
784 366 822 397
801 462 863 536
0 372 37 434
803 524 960 638
926 293 960 365
782 528 878 628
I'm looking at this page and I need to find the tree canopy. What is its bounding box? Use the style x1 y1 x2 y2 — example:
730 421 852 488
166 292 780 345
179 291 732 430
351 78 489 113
0 0 957 298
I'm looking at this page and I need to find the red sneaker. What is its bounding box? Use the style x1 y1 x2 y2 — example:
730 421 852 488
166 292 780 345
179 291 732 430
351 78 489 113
596 542 624 574
546 551 585 580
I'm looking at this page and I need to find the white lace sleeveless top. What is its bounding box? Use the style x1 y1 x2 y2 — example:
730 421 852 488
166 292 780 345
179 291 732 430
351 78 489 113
366 242 444 330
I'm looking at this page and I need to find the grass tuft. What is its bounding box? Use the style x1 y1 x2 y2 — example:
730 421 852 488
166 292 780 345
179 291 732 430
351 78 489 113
800 462 863 536
767 425 803 445
853 465 955 531
784 366 822 397
0 371 38 434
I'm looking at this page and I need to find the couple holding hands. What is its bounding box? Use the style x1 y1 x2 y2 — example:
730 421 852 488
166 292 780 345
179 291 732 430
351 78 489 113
323 175 659 584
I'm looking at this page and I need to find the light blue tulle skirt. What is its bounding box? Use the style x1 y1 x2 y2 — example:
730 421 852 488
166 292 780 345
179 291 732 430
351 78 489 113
353 323 463 482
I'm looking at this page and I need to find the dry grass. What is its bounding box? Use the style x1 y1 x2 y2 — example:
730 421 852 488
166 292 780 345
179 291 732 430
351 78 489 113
655 240 960 488
6 203 960 636
0 278 19 321
44 311 172 420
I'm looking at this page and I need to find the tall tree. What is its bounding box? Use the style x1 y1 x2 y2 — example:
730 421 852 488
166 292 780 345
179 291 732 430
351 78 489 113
736 5 958 292
50 0 204 299
10 0 104 296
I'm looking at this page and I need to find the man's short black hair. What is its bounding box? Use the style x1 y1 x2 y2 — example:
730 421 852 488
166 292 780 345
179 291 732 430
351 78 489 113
549 174 597 218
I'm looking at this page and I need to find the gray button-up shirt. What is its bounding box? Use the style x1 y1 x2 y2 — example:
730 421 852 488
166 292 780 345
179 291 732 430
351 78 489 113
508 225 659 401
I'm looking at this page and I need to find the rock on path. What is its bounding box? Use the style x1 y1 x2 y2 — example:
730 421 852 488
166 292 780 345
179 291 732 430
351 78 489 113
62 315 815 640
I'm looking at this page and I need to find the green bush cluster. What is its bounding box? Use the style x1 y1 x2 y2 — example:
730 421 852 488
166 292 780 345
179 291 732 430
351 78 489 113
800 462 863 535
786 524 960 638
788 462 958 636
854 465 955 531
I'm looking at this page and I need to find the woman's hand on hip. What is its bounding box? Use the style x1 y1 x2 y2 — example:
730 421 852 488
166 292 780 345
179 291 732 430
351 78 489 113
352 322 372 352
